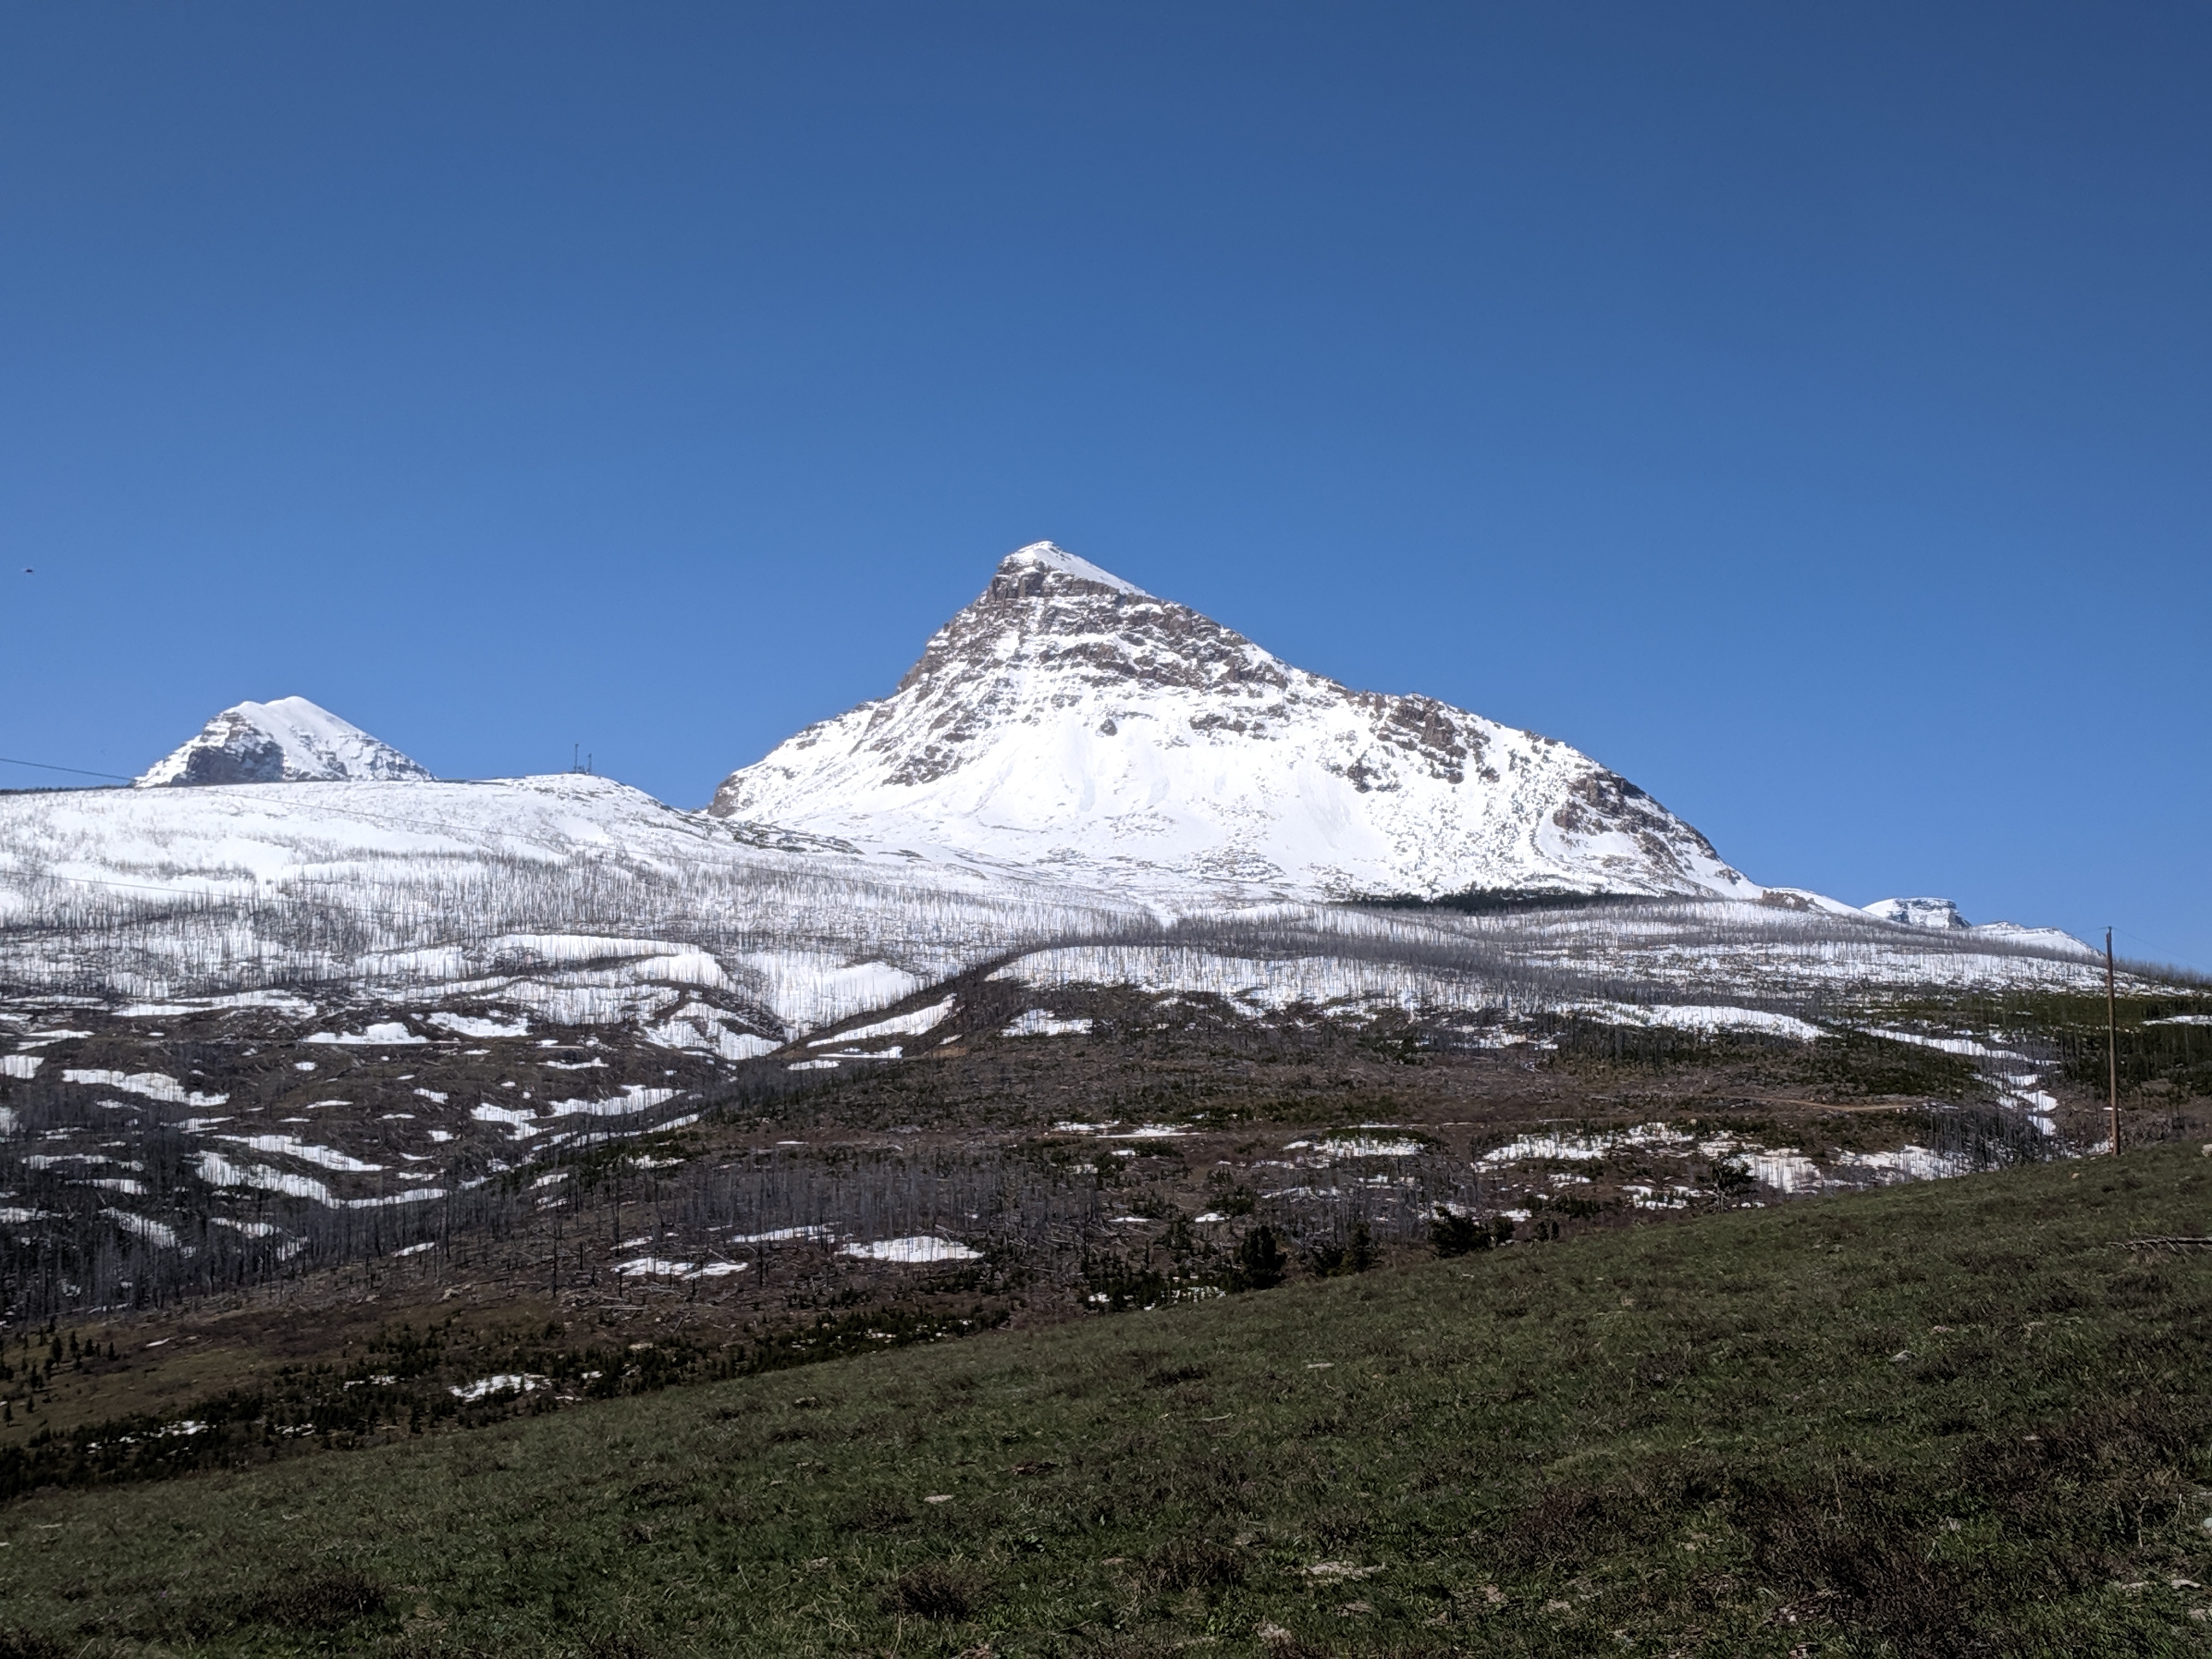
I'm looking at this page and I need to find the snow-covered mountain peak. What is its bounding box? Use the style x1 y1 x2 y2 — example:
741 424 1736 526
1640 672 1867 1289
991 540 1150 599
135 697 433 787
711 543 1756 902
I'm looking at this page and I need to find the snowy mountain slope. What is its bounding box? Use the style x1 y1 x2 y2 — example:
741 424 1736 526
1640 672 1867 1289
0 768 2124 1048
0 773 1146 1036
1864 896 2097 960
136 696 432 786
710 542 1758 903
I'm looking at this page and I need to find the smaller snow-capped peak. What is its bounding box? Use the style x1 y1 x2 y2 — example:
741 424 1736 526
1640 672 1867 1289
1863 897 1969 931
135 697 433 787
1866 895 2098 959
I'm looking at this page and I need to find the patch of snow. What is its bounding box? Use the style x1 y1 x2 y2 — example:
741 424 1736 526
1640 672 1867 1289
644 1000 779 1061
1864 1027 2028 1062
1837 1145 1964 1183
209 1216 281 1238
303 1022 426 1047
1744 1151 1823 1193
615 1256 693 1277
103 1209 183 1249
810 996 957 1046
615 1255 748 1281
214 1134 383 1173
736 952 925 1034
1579 1003 1826 1042
1002 1009 1095 1038
729 1225 834 1245
1310 1136 1425 1158
472 1103 541 1138
839 1236 984 1263
427 1011 530 1039
449 1374 547 1402
195 1149 336 1203
61 1068 227 1107
1478 1133 1608 1166
118 990 317 1019
543 1085 680 1120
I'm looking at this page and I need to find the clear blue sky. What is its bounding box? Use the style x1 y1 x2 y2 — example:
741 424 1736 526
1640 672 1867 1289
2 4 2207 970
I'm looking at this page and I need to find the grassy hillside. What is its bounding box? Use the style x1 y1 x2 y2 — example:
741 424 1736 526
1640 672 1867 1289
4 1146 2211 1657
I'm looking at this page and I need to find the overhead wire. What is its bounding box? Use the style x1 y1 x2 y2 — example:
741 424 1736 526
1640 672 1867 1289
0 756 134 781
2111 926 2212 980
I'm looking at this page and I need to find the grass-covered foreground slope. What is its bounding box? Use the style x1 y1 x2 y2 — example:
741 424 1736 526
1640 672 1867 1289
6 1146 2212 1657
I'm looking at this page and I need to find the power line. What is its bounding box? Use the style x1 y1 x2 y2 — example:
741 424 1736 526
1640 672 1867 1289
2111 926 2212 979
0 756 133 781
20 870 257 900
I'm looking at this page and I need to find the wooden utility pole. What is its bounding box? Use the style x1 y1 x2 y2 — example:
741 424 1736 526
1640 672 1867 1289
2106 927 2120 1155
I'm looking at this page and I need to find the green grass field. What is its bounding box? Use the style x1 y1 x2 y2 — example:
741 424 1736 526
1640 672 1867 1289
4 1144 2211 1657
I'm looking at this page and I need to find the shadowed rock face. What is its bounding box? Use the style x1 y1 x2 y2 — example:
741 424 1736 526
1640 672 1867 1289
159 715 292 785
710 542 1754 902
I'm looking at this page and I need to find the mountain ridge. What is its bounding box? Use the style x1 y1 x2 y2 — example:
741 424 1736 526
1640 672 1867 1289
710 541 1756 903
89 546 2093 955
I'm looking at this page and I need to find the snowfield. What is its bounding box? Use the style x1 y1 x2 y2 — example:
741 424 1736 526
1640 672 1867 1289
0 771 1144 1038
0 774 2130 1058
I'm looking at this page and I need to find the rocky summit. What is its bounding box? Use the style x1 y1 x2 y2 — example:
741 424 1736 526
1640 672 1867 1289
710 541 1754 901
